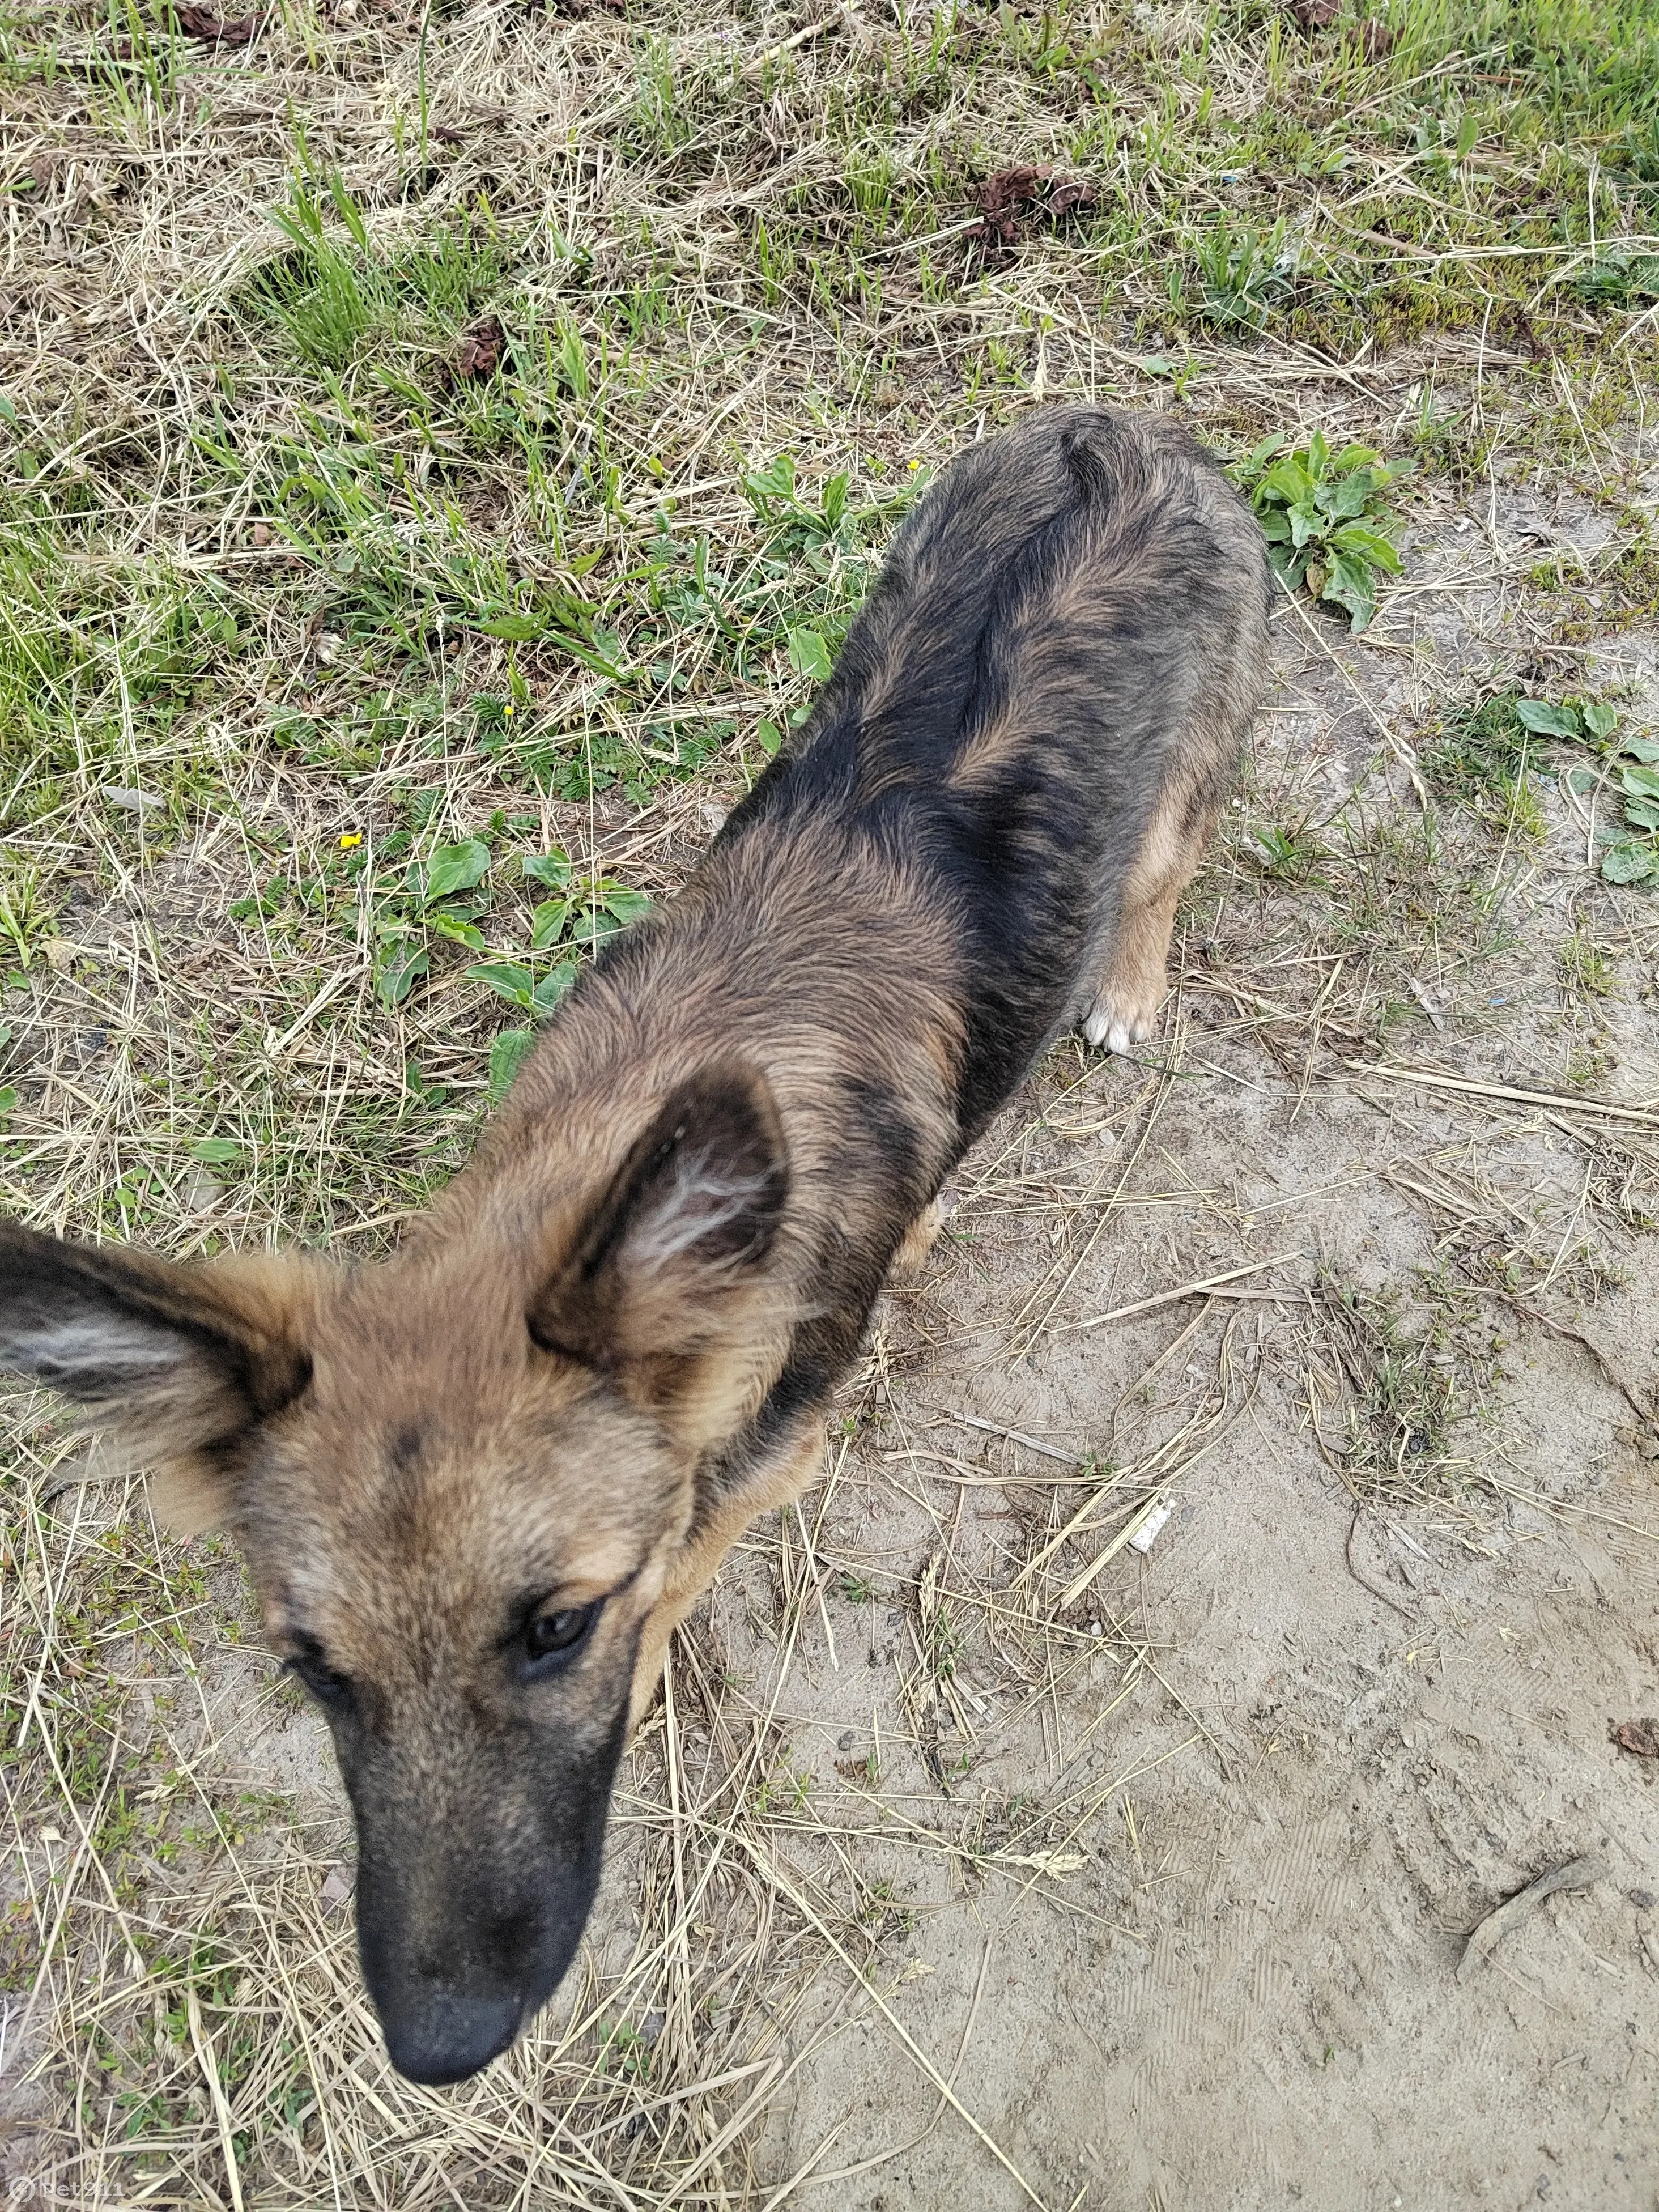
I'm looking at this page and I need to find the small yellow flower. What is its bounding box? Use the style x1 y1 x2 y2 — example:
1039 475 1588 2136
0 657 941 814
339 832 363 849
908 458 922 470
504 701 516 717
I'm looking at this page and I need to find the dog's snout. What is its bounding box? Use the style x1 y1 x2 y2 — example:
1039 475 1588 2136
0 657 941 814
346 1712 627 2082
382 1980 525 2086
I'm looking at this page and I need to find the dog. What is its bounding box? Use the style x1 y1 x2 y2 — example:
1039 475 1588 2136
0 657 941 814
0 406 1267 2086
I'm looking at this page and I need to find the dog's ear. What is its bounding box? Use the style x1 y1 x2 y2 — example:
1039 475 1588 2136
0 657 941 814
0 1220 328 1533
528 1064 789 1436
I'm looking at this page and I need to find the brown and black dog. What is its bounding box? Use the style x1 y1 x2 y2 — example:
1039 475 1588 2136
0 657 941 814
0 406 1267 2086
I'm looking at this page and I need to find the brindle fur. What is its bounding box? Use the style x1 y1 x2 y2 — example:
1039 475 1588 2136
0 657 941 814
0 406 1267 2086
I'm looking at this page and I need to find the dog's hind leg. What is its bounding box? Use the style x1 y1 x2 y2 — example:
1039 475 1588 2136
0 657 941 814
629 1424 827 1729
888 1195 947 1283
1082 790 1214 1058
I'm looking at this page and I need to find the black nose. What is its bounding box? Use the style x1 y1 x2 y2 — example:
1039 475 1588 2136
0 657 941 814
382 1986 524 2086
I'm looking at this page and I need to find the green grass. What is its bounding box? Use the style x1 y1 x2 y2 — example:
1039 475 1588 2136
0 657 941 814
1423 691 1659 883
1421 691 1562 845
1316 1277 1469 1498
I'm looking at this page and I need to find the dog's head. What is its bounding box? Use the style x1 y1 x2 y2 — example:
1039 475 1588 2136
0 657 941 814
0 1062 788 2085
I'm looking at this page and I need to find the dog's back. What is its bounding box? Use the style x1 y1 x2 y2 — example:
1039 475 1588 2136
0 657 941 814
711 403 1269 1121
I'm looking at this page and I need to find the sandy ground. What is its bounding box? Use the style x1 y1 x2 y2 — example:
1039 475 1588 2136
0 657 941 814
729 1153 1659 2212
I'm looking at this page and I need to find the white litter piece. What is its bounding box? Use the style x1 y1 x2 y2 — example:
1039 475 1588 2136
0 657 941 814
1407 975 1447 1031
1128 1499 1175 1555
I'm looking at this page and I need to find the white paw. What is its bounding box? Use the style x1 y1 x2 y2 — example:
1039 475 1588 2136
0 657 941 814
1082 999 1156 1056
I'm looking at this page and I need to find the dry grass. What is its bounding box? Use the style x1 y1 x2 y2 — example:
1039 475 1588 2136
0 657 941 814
5 0 1659 2200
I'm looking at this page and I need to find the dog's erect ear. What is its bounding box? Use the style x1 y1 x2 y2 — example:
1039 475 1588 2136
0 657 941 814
528 1064 789 1427
0 1220 327 1533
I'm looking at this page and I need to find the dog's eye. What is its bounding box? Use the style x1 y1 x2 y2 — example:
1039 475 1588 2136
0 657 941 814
287 1648 352 1709
522 1601 601 1673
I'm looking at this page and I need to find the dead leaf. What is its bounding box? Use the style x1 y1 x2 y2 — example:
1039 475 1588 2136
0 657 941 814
453 314 508 382
1490 301 1549 359
972 165 1044 245
320 1862 355 1912
1614 1718 1659 1758
430 121 467 144
971 165 1096 248
172 3 266 44
1046 177 1097 219
1288 0 1340 25
1457 1856 1605 1982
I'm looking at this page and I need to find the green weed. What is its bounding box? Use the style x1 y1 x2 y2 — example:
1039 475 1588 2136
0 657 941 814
0 862 54 971
1194 216 1301 331
1422 691 1545 832
1574 248 1659 307
1542 697 1659 884
1559 925 1617 997
1235 432 1411 632
1249 819 1327 883
465 858 650 1018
